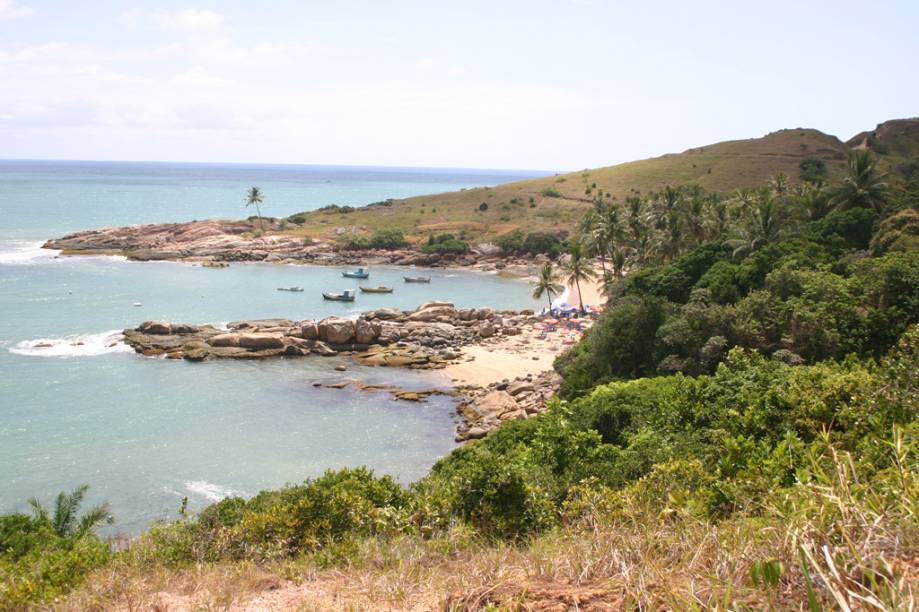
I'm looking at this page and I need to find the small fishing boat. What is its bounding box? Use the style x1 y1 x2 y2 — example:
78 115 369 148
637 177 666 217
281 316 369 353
277 287 304 292
342 267 369 279
359 286 393 294
403 276 431 283
322 289 356 302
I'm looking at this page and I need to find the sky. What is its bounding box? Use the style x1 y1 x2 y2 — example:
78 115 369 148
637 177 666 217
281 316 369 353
0 0 917 170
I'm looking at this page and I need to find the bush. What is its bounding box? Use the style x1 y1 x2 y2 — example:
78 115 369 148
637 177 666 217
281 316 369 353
495 229 524 254
799 157 827 184
810 208 877 251
541 187 562 198
478 202 488 212
420 238 470 255
345 229 407 250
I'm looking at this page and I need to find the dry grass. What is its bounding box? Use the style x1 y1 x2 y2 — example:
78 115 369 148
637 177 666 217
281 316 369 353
59 444 919 611
282 128 856 244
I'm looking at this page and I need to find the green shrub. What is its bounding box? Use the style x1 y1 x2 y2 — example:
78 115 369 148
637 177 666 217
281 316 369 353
420 238 470 255
345 229 407 250
541 187 562 198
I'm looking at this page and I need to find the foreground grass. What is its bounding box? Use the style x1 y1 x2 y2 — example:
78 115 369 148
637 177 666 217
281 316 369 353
59 437 918 611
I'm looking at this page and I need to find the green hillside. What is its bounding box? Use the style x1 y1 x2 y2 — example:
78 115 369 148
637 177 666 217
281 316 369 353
286 127 854 243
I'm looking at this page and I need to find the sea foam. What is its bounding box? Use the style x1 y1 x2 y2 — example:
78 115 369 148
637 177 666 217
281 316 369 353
184 480 242 502
0 241 59 266
9 330 133 358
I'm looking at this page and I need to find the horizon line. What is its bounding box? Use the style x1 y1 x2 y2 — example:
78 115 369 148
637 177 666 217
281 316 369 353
0 157 560 176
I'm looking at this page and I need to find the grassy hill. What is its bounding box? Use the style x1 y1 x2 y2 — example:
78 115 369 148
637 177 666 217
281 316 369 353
848 118 919 159
285 127 856 244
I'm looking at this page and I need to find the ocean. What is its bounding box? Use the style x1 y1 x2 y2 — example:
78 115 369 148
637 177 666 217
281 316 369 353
0 160 550 533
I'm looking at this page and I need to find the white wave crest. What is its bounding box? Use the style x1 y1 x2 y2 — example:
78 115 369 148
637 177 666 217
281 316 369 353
0 241 59 266
9 330 132 358
184 480 242 502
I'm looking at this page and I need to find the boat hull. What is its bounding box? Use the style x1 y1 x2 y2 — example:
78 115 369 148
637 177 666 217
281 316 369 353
322 293 355 302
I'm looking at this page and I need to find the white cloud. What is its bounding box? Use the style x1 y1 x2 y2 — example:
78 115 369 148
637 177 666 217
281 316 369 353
153 8 224 34
0 0 34 19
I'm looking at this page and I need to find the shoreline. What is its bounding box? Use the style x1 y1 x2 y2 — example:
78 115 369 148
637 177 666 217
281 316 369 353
116 291 602 441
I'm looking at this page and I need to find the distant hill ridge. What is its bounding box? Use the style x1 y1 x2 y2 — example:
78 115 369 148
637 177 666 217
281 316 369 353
848 118 919 158
287 118 918 242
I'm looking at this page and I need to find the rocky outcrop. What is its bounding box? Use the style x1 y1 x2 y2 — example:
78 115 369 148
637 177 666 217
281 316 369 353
120 302 556 443
453 370 561 442
318 317 355 344
42 219 557 275
121 303 538 365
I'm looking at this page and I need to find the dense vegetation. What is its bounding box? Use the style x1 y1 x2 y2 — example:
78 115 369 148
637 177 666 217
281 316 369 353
3 151 919 609
558 151 919 395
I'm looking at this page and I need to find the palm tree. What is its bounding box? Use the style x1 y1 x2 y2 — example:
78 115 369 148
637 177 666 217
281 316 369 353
531 262 564 312
798 180 834 220
769 173 790 201
704 199 731 241
726 188 785 259
657 210 684 262
562 241 596 314
611 247 627 279
28 485 113 539
831 150 890 212
245 186 266 231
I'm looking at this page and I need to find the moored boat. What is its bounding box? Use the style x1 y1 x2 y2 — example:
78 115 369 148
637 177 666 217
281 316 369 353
359 286 393 293
403 276 431 283
342 267 369 279
322 289 356 302
277 286 304 292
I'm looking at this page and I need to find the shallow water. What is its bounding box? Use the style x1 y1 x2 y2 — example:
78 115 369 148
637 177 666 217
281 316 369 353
0 162 546 533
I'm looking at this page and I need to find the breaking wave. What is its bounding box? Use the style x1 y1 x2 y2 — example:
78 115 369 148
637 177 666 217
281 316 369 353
9 330 132 358
0 241 59 266
184 480 242 503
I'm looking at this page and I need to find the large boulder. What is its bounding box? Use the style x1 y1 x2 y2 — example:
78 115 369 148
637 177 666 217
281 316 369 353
228 318 294 330
319 317 355 344
366 307 403 321
208 333 241 347
417 301 454 311
507 381 535 397
300 321 319 340
408 305 456 322
139 321 171 335
473 391 519 419
476 307 496 320
355 318 378 344
237 333 285 350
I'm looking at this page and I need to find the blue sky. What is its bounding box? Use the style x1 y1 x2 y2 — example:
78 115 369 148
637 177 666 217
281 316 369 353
0 0 916 169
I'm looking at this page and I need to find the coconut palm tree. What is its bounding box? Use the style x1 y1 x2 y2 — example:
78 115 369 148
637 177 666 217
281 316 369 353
28 485 113 539
245 186 266 231
831 150 890 212
562 241 596 313
798 180 834 221
704 199 731 241
657 210 684 262
726 188 785 259
611 247 627 279
531 262 564 312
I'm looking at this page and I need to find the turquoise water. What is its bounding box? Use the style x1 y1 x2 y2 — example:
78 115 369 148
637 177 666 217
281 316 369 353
0 161 548 533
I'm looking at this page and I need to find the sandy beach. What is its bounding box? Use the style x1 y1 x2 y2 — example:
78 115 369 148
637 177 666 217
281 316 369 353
444 275 604 387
